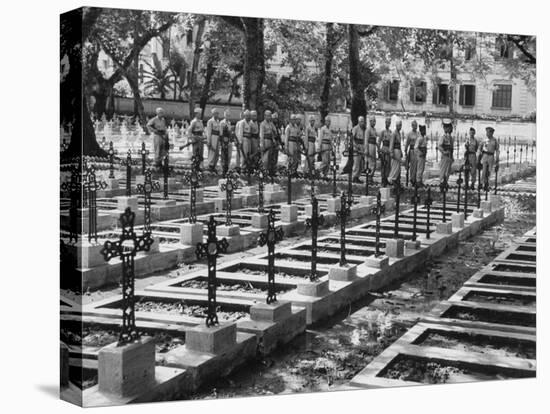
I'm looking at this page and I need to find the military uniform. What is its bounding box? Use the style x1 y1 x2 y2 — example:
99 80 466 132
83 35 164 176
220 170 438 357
388 129 403 184
405 129 420 185
365 125 378 179
414 129 428 185
464 135 479 187
187 117 205 164
378 127 392 186
147 115 168 168
318 125 333 175
220 118 233 174
351 124 366 180
206 116 221 170
438 132 454 183
235 118 252 170
478 135 499 186
305 123 317 173
260 119 279 176
285 119 302 173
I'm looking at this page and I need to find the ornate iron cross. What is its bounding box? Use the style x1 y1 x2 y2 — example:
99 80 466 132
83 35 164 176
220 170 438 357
374 191 385 256
254 162 268 213
425 187 433 239
393 178 404 238
336 191 351 266
342 131 354 206
464 161 470 219
107 141 117 179
140 141 150 175
162 155 171 200
220 169 240 226
101 207 154 345
258 209 284 304
182 156 203 223
305 195 325 281
60 164 82 243
456 166 464 212
83 165 108 243
196 216 229 327
136 169 160 235
411 182 421 241
120 149 136 197
494 163 499 195
329 150 339 198
440 178 449 223
477 168 483 208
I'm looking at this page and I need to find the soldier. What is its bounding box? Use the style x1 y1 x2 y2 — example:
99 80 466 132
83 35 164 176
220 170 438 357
205 108 221 172
260 110 279 176
187 107 205 167
477 126 500 188
388 119 403 185
366 115 378 182
147 107 168 169
414 124 429 187
318 118 333 176
235 110 252 172
305 115 317 174
464 127 479 190
405 120 420 186
378 116 392 186
272 112 282 171
250 110 260 166
285 114 302 174
438 118 455 183
219 109 233 175
351 116 366 183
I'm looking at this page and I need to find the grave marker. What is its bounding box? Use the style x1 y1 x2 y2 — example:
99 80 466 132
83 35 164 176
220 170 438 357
140 141 149 175
182 156 203 223
61 164 81 243
136 169 160 235
107 141 117 179
393 178 404 238
336 191 351 266
258 209 284 304
374 191 384 256
440 178 449 222
219 169 240 226
425 187 433 239
456 166 463 212
195 216 229 327
305 195 324 281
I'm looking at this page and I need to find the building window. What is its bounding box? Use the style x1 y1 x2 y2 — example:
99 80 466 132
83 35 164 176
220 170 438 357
385 80 399 102
411 81 427 103
432 84 448 105
464 40 476 61
492 84 512 109
496 37 512 58
459 85 476 106
186 29 193 46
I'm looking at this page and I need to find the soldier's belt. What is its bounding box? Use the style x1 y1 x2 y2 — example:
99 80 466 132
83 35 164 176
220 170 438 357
288 137 299 142
354 139 363 144
483 151 494 156
368 138 377 144
308 137 316 143
321 140 331 145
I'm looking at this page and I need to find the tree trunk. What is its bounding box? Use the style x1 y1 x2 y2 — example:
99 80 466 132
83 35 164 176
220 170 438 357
61 7 107 159
448 49 457 114
199 60 216 118
127 73 146 126
242 17 265 113
319 22 335 123
348 24 366 126
189 18 206 116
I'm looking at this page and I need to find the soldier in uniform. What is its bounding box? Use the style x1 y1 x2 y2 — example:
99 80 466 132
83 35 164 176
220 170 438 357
404 120 420 186
438 118 455 184
260 110 279 176
377 116 392 186
285 114 302 174
187 107 205 167
351 116 366 183
250 110 260 166
305 115 317 174
464 127 479 190
388 119 403 184
235 110 252 172
147 107 168 169
219 109 233 175
365 115 378 182
477 126 500 188
205 108 221 172
414 124 428 187
272 112 282 172
318 118 333 176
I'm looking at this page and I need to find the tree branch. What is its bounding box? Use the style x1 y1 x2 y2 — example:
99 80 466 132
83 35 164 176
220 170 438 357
220 16 245 32
507 35 536 64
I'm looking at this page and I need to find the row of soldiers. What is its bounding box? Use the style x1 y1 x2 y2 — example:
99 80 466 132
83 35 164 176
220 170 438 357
147 107 500 187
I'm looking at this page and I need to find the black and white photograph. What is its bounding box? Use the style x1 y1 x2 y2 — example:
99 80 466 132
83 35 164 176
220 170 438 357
2 1 546 413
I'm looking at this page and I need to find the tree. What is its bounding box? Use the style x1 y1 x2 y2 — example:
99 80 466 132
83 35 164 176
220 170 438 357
142 53 174 99
61 7 107 159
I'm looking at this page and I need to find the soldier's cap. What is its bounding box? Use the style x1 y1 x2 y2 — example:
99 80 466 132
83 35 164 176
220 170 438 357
411 120 418 125
272 112 278 118
469 127 476 132
309 115 316 121
290 114 296 120
419 125 426 133
358 116 365 122
156 107 164 114
442 118 453 125
264 110 272 116
243 110 251 116
385 116 392 122
194 108 201 114
211 108 219 114
486 126 495 132
369 115 376 121
250 110 257 116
